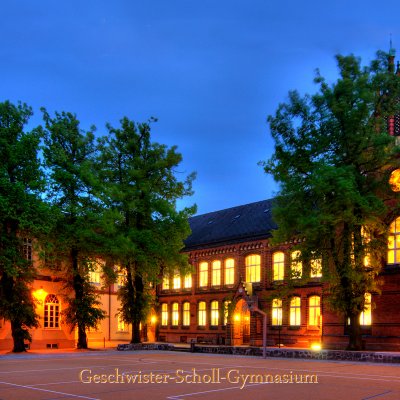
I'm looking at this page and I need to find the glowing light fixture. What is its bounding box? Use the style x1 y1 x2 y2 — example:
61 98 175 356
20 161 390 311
310 343 322 351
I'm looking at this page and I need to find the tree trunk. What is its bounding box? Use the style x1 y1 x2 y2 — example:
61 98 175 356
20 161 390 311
11 320 26 353
77 322 87 349
72 248 88 349
347 313 363 350
131 273 145 343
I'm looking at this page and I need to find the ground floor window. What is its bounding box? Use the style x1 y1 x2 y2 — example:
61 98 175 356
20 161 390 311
210 300 219 326
308 296 321 327
44 294 60 329
272 298 282 326
198 301 206 326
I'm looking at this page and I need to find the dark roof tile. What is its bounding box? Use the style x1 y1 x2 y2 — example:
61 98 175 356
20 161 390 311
184 199 276 250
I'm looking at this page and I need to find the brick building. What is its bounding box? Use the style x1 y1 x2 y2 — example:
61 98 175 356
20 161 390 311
157 199 400 351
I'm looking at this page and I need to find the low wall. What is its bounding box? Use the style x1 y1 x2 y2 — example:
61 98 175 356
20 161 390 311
117 343 400 363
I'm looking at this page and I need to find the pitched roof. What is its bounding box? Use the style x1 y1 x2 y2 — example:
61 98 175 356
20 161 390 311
184 199 277 250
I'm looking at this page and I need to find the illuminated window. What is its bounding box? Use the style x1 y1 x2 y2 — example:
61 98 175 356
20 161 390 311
272 298 282 326
117 315 128 332
225 258 235 285
173 273 181 290
289 297 301 326
172 302 179 326
22 238 32 261
310 255 322 278
388 217 400 264
212 261 221 286
308 296 321 327
199 262 208 287
245 254 261 283
210 300 219 326
162 274 170 290
183 302 190 326
44 294 60 329
161 303 168 326
273 252 285 281
223 300 231 325
184 273 192 289
360 293 372 326
291 250 302 279
198 301 206 326
88 264 101 285
117 268 126 287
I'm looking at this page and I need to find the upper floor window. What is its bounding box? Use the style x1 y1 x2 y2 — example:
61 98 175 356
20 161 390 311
88 264 101 285
199 262 208 287
360 293 372 326
225 258 235 285
310 254 322 278
211 261 221 286
271 298 282 326
183 302 191 326
184 273 192 289
198 301 206 326
245 254 261 283
308 296 321 327
172 302 179 326
44 294 60 329
289 296 301 326
210 300 219 326
173 272 181 290
273 252 285 281
161 303 168 326
388 217 400 264
290 250 302 279
22 238 32 261
162 274 170 290
117 268 127 287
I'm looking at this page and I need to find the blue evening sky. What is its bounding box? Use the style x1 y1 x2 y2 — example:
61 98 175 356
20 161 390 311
1 1 398 214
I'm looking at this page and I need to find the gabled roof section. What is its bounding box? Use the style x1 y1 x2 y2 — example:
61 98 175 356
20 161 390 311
184 199 277 250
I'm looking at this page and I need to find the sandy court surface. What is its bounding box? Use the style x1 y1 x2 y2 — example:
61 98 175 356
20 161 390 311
0 350 399 400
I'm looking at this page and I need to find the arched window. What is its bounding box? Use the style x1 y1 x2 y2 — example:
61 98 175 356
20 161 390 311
273 252 285 281
245 254 261 283
289 297 301 326
291 250 302 279
172 302 179 326
210 300 219 326
199 262 208 287
198 301 206 326
182 302 190 326
360 293 372 326
161 303 168 326
223 300 231 325
212 261 221 286
225 258 235 285
44 294 60 329
272 298 282 326
308 296 321 327
388 217 400 264
173 272 181 290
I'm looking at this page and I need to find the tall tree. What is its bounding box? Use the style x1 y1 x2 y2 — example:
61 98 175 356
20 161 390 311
97 117 195 343
0 101 48 352
41 109 106 349
263 52 400 350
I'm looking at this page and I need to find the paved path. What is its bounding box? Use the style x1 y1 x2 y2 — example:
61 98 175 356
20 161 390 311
0 350 399 399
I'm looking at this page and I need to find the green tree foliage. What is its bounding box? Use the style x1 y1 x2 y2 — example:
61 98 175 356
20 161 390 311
41 109 107 349
263 52 400 350
0 101 49 352
97 117 196 343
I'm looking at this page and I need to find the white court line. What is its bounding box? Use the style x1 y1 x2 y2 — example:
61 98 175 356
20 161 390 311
0 380 100 400
134 358 400 380
166 371 400 399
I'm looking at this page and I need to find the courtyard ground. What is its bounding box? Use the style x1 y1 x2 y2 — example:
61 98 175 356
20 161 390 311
0 349 399 400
